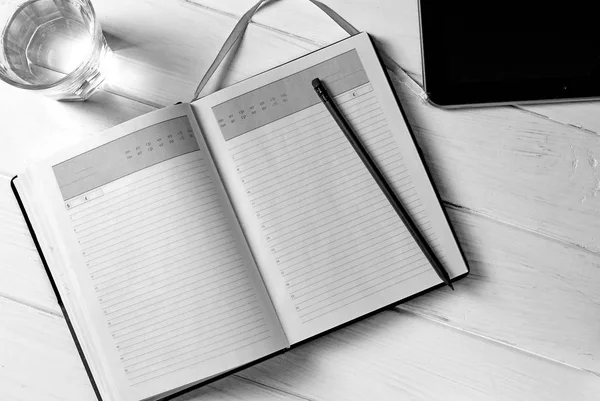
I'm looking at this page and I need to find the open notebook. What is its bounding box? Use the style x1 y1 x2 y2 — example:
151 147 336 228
12 33 469 401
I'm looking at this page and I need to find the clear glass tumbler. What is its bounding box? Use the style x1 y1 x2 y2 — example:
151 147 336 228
0 0 111 100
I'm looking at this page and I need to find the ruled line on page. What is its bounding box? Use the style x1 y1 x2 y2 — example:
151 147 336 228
294 251 426 307
103 276 251 326
233 108 385 172
78 188 217 244
62 149 273 386
85 218 231 272
116 297 259 349
98 260 243 307
93 246 240 288
128 334 271 385
282 230 415 281
83 210 228 265
68 165 207 222
81 197 221 254
69 159 205 221
236 115 387 181
103 271 248 317
110 287 255 335
288 245 424 298
123 318 266 370
96 252 242 298
73 177 214 234
126 326 268 374
226 84 441 327
300 266 431 323
119 307 264 360
75 180 217 238
108 281 253 332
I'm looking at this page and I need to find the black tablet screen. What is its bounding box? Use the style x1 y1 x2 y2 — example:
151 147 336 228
420 2 600 106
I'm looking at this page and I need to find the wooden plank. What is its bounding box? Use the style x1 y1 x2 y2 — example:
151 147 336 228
239 309 600 401
0 85 153 174
0 297 302 401
1 0 599 388
401 206 600 373
3 0 597 258
384 65 600 253
3 270 599 401
0 298 96 401
95 0 600 253
0 175 65 315
188 0 423 80
6 1 600 400
191 0 600 137
2 298 598 401
96 0 318 106
2 169 599 374
520 103 600 137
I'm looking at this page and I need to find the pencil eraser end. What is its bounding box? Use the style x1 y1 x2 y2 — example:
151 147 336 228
312 78 321 88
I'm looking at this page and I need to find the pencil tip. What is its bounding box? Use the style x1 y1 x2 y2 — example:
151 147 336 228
448 281 455 291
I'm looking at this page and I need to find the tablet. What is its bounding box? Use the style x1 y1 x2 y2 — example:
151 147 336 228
419 1 600 108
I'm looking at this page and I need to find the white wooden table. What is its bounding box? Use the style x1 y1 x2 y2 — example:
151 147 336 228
2 1 600 400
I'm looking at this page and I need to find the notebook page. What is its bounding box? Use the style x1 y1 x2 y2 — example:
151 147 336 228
224 87 436 323
193 33 468 343
21 105 287 401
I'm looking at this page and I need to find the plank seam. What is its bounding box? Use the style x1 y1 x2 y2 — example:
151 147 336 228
233 374 316 401
443 201 600 257
394 307 599 376
0 297 314 400
2 265 597 388
100 87 162 109
583 369 600 379
184 0 329 47
0 293 63 318
514 105 600 138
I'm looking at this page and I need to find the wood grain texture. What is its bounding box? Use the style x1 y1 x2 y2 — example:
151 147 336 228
96 0 317 106
0 298 97 401
0 85 153 174
3 169 599 376
520 103 600 137
98 0 600 253
94 0 421 105
400 206 600 373
0 175 61 315
385 64 600 254
188 0 423 80
1 0 599 399
1 294 599 401
0 298 302 401
238 309 600 401
191 0 600 151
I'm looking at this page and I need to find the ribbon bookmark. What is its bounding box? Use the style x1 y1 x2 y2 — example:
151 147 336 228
192 0 359 101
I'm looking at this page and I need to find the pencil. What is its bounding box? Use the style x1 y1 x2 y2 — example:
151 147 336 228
311 78 454 290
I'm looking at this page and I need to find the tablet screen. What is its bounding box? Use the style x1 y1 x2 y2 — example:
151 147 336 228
419 1 600 106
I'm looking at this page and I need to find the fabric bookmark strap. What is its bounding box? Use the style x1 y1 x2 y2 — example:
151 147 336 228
192 0 359 101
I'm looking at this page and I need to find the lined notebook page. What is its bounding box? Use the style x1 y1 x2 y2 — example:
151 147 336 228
66 153 269 386
223 84 435 323
193 42 461 343
225 85 433 325
40 107 286 401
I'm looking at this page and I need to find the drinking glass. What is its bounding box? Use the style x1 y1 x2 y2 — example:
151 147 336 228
0 0 112 100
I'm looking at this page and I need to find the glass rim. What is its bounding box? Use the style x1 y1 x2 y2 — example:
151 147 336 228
0 0 101 91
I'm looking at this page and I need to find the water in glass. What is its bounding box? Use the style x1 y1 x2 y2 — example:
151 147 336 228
0 0 111 100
